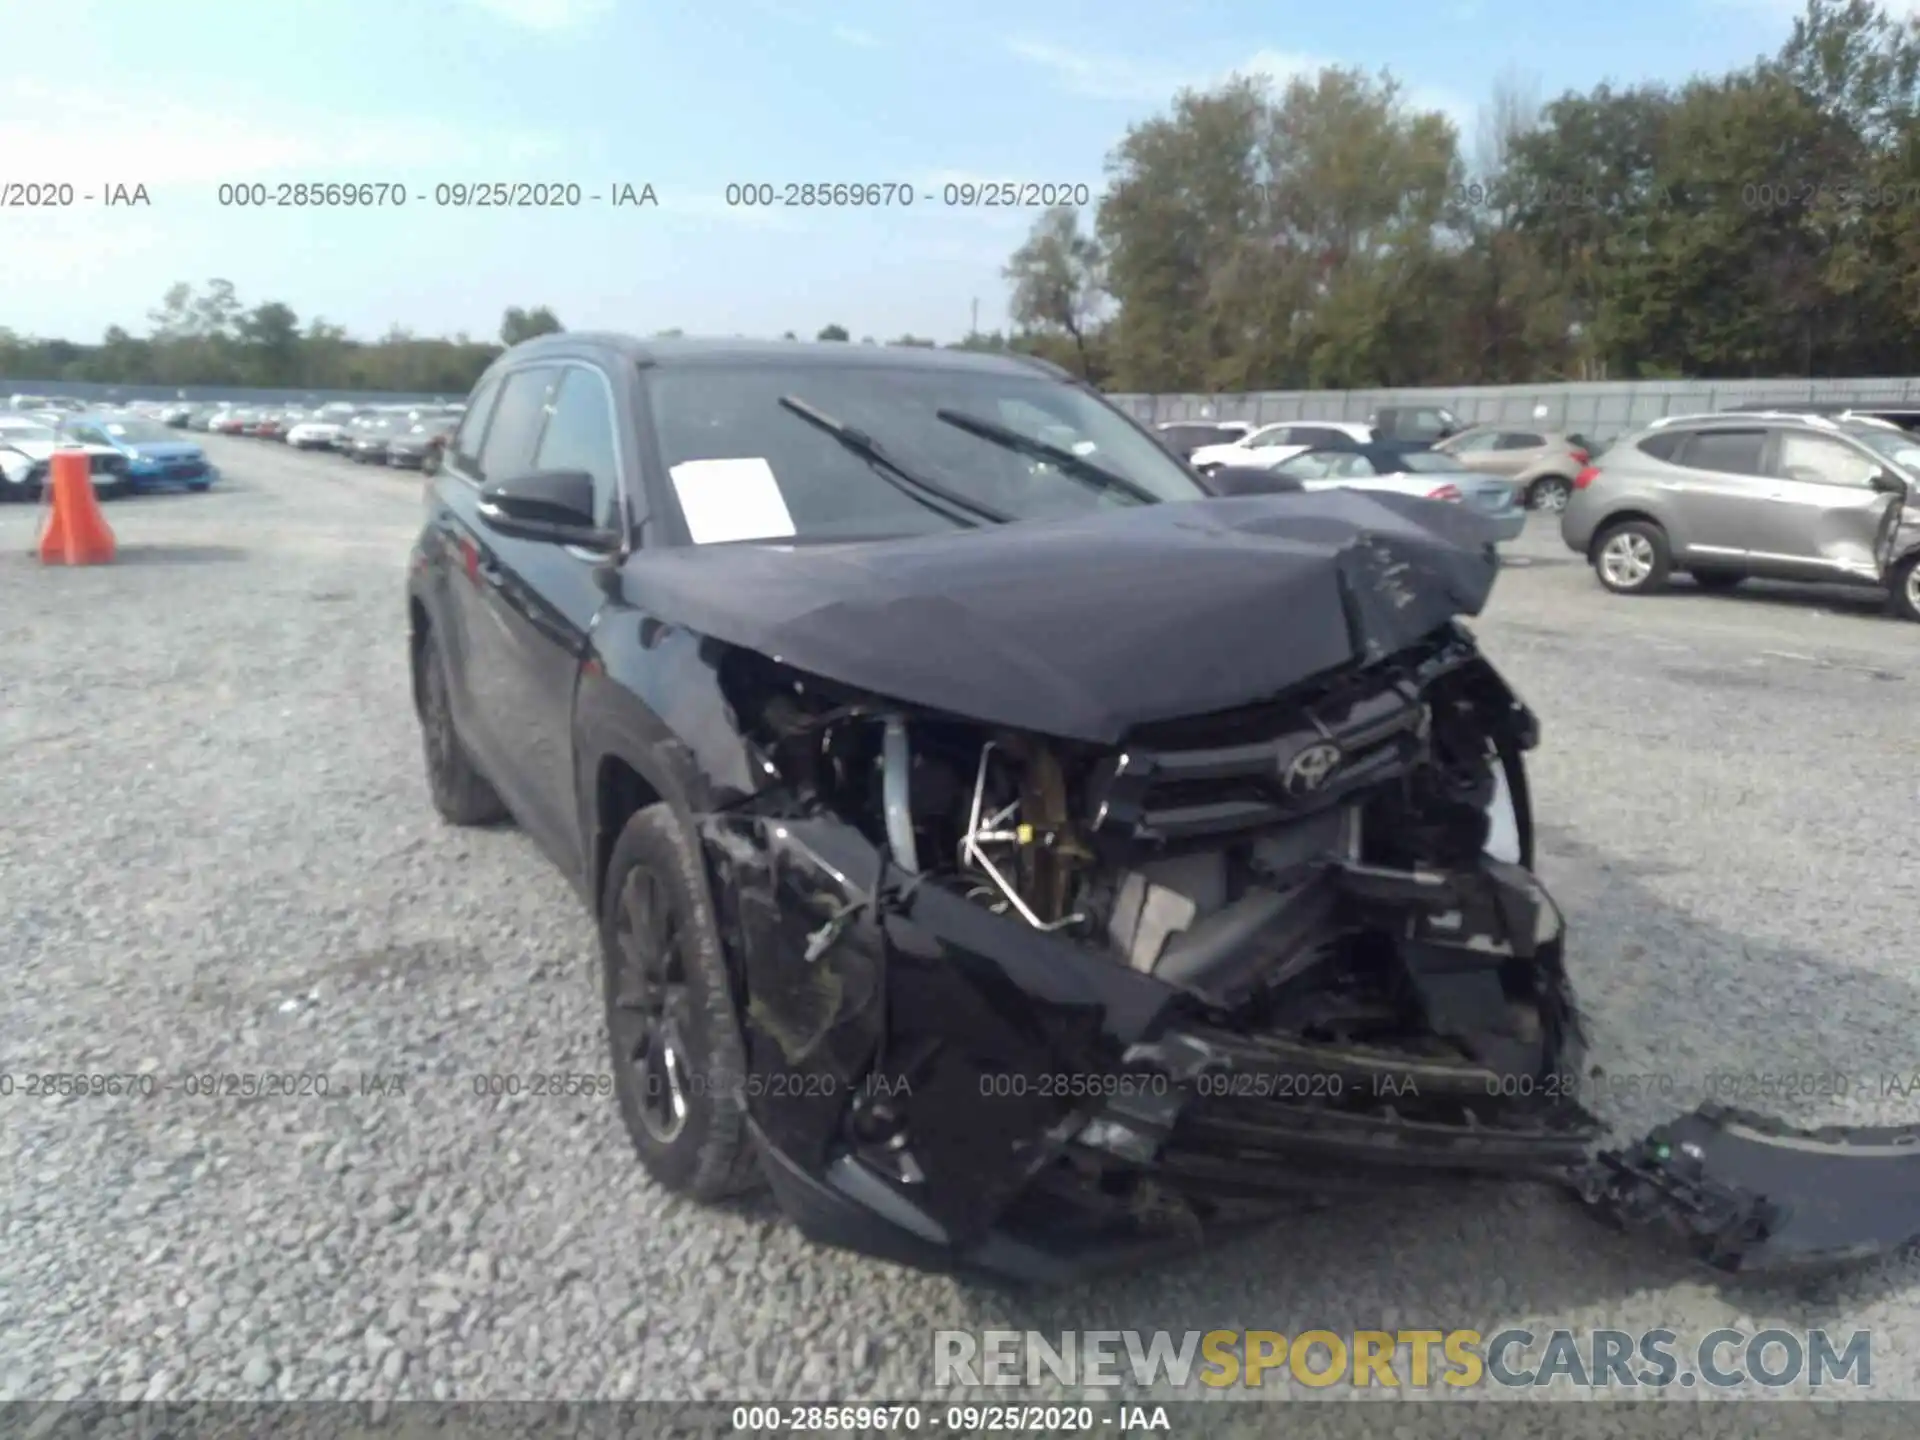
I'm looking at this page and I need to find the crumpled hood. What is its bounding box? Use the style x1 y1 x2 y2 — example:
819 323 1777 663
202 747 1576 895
620 491 1502 742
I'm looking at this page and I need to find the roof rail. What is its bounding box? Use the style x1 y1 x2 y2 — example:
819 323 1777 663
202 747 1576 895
1648 409 1843 431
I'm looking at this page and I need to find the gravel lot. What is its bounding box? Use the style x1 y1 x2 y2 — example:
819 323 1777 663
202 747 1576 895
2 437 1917 1412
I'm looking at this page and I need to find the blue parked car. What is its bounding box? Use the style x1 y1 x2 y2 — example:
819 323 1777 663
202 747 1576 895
65 413 216 492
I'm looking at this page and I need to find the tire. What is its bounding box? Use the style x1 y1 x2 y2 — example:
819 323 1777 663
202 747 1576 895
1527 475 1573 512
1592 519 1671 595
600 803 762 1201
187 482 211 493
1891 554 1920 623
418 626 507 825
1688 567 1743 591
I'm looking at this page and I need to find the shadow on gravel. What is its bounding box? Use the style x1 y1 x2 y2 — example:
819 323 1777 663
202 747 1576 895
923 833 1920 1333
110 543 248 565
1680 578 1890 618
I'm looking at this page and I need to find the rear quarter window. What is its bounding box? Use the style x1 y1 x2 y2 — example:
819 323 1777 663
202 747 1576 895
1635 432 1683 461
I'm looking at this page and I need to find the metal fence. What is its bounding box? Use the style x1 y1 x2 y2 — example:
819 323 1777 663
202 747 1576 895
1106 377 1920 444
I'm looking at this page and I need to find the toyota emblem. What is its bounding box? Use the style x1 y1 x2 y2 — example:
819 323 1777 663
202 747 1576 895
1282 741 1343 795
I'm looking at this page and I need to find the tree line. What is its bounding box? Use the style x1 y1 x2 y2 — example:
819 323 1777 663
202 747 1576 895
1002 0 1920 390
0 286 568 395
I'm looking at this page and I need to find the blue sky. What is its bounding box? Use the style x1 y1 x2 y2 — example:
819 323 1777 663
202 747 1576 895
0 0 1815 346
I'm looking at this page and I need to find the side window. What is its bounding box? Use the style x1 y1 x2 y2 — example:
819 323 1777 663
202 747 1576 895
1774 432 1880 488
1675 430 1767 476
1328 452 1375 477
1293 427 1345 448
533 366 622 530
1452 429 1500 453
477 367 559 483
69 424 111 445
1636 431 1683 461
448 376 502 480
1248 426 1292 448
1499 431 1545 449
1283 451 1339 478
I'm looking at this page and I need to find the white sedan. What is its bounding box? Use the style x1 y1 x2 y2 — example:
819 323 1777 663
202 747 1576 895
286 418 353 450
1188 420 1378 473
0 418 129 500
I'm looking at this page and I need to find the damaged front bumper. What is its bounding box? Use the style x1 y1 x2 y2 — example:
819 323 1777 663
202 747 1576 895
700 811 1920 1283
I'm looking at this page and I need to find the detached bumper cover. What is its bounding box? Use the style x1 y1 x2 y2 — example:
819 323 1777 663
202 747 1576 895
1579 1103 1920 1272
701 810 1920 1282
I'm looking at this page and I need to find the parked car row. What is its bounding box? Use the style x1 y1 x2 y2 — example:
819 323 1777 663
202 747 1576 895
195 400 466 469
1157 408 1588 523
1561 407 1920 621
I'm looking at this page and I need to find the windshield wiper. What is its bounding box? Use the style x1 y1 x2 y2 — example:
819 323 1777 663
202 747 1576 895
933 408 1160 506
777 395 1011 527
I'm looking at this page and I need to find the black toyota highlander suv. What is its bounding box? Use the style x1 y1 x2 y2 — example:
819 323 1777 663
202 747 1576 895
407 333 1920 1282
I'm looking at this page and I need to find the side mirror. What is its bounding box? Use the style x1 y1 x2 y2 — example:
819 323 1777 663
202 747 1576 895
1868 468 1906 495
477 469 616 548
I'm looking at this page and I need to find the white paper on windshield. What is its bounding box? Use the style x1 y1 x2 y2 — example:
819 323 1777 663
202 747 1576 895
668 457 797 544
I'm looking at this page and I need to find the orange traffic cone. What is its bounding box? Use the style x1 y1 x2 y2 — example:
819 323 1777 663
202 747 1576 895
37 449 115 565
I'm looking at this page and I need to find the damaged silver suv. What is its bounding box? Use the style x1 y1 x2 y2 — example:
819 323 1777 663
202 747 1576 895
409 335 1920 1282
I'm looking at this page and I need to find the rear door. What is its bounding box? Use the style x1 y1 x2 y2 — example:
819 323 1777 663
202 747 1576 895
435 365 561 804
1755 429 1898 580
1660 428 1772 563
1485 430 1548 477
1439 428 1505 473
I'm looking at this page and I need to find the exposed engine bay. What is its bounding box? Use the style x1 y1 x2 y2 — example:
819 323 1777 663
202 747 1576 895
726 626 1562 1059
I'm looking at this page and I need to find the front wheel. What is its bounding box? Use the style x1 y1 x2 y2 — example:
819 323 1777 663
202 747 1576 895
1592 520 1671 595
1891 555 1920 623
601 804 762 1201
1528 476 1573 512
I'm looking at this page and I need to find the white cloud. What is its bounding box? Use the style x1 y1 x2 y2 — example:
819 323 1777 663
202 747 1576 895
1008 40 1479 143
458 0 613 29
1007 40 1200 101
0 81 557 184
832 23 881 47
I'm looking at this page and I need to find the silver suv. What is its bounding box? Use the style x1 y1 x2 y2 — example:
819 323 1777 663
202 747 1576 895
1560 412 1920 622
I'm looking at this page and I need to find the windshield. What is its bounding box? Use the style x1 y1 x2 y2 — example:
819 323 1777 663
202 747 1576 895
103 419 175 443
646 361 1209 542
1847 426 1920 473
0 422 57 444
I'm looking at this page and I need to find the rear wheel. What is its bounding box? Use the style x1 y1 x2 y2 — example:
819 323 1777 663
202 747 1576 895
1688 568 1743 592
601 804 762 1201
1892 555 1920 623
1593 520 1671 595
1527 475 1573 512
418 627 507 825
